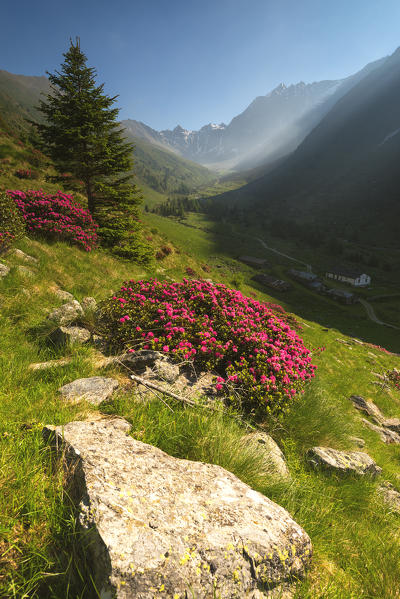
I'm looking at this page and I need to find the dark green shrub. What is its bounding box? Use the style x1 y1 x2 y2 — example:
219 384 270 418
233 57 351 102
96 206 153 265
0 191 25 254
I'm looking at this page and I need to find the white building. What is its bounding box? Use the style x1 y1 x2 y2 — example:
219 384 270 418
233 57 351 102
325 267 371 287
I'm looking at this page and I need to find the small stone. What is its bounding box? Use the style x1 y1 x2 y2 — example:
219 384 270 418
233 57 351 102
361 419 400 444
378 481 400 513
348 436 366 448
42 419 312 599
58 377 120 404
352 338 364 345
81 296 97 311
0 263 10 277
16 265 35 278
55 289 75 301
29 358 71 371
306 446 382 477
49 326 91 346
242 432 291 481
13 249 38 264
47 300 83 326
371 372 386 380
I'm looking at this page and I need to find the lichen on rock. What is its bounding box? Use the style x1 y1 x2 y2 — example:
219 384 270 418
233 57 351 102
43 418 312 598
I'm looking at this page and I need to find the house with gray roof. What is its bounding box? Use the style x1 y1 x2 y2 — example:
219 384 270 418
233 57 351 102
325 266 371 287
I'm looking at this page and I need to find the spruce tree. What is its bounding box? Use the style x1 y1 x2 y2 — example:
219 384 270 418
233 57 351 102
37 39 151 262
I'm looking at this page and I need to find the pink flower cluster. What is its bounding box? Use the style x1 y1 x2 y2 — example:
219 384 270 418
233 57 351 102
14 169 36 180
100 278 317 414
386 369 400 390
366 342 393 355
7 190 98 251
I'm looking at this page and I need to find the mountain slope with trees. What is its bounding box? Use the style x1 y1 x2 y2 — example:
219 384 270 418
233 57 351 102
0 69 216 201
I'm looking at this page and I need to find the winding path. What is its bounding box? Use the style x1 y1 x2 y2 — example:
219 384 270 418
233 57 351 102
358 299 399 330
256 237 312 271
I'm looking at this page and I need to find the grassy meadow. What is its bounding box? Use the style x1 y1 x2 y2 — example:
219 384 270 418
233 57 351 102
0 218 400 598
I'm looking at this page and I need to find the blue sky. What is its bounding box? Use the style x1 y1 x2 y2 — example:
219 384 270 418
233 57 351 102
2 0 400 130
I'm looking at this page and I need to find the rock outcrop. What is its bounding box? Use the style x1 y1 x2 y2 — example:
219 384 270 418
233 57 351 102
107 350 215 401
348 395 385 422
43 419 312 598
361 419 400 444
306 447 381 477
58 377 119 404
349 395 400 444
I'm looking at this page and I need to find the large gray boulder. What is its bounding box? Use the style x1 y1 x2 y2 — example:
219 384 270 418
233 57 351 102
58 377 120 404
48 326 90 346
242 432 291 481
43 419 312 599
47 300 83 326
306 447 381 477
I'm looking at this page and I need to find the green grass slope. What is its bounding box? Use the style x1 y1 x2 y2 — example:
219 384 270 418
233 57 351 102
0 70 49 136
125 134 217 201
0 228 400 598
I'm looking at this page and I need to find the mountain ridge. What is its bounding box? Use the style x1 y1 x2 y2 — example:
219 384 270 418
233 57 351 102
121 57 387 170
212 46 400 247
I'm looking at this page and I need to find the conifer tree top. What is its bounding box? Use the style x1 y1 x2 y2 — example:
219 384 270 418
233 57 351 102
36 38 136 214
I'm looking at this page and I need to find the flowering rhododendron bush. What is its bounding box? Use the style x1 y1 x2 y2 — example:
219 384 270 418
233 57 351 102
7 190 98 251
97 278 317 414
0 191 25 254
